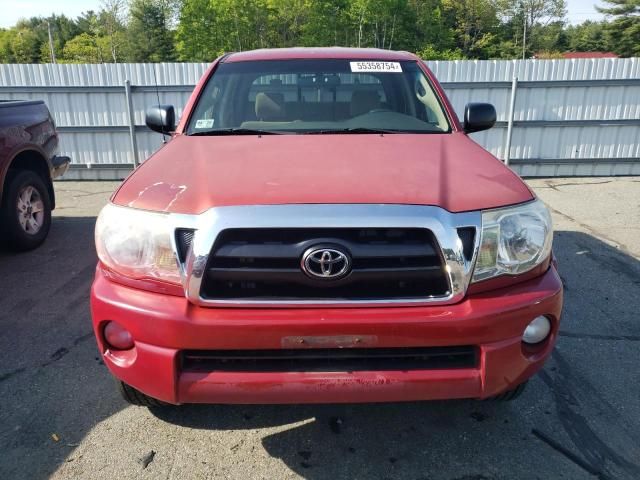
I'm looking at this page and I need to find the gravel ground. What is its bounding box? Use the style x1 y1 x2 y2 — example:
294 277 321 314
0 177 639 480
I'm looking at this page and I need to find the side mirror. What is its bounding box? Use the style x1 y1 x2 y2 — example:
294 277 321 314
145 105 175 135
463 103 496 133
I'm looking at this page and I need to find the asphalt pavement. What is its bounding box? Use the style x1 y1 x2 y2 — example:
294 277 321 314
1 177 639 480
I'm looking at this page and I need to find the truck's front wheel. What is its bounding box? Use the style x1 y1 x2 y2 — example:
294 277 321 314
488 380 528 401
117 381 170 407
0 170 52 251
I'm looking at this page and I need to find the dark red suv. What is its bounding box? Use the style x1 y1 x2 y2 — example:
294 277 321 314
1 100 69 251
91 48 562 406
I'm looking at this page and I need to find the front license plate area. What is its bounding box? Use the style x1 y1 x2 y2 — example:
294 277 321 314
282 335 378 349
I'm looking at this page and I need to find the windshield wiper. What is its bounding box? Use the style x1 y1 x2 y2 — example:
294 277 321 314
307 127 400 135
189 128 283 136
308 127 446 135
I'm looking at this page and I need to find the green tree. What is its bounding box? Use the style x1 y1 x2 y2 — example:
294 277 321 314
565 21 609 52
100 0 128 62
534 20 567 52
127 0 179 62
301 0 350 46
176 0 220 60
62 32 108 62
222 0 270 50
178 0 272 56
443 0 502 58
34 15 83 62
346 0 418 50
410 0 456 52
11 27 41 63
497 0 567 58
0 29 16 63
597 0 639 56
1 0 630 63
76 11 100 35
417 44 465 59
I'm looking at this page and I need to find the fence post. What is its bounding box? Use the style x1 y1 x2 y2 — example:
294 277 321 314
504 75 518 166
124 79 140 168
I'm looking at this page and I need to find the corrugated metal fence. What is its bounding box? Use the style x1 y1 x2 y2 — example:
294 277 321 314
1 58 638 179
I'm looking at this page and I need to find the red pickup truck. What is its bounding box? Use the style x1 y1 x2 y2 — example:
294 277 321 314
91 48 563 407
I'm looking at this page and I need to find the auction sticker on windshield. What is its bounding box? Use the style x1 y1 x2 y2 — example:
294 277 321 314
350 61 402 73
195 119 214 129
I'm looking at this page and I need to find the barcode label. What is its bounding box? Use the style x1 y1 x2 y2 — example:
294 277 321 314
350 61 402 73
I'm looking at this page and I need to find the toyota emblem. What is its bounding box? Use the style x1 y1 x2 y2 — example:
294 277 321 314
301 246 351 280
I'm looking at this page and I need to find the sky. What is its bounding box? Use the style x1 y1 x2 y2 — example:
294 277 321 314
566 0 606 24
0 0 608 29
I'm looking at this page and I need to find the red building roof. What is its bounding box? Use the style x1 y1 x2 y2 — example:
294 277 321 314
562 52 619 59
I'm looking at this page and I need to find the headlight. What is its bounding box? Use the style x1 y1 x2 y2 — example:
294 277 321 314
95 203 181 285
472 199 552 282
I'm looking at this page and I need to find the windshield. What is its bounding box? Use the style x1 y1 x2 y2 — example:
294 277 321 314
186 59 451 135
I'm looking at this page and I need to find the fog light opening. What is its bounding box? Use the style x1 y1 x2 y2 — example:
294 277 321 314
523 316 551 345
103 321 134 350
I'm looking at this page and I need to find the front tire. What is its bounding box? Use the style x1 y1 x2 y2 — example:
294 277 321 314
488 381 528 401
117 381 170 407
0 170 52 251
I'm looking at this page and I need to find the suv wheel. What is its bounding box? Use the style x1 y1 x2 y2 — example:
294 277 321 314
117 381 170 407
488 381 528 401
0 171 52 251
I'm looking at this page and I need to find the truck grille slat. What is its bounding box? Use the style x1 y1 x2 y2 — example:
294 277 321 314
214 242 438 259
200 228 450 301
181 346 478 372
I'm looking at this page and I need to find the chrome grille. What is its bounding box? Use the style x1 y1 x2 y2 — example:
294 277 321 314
179 204 482 307
200 228 450 301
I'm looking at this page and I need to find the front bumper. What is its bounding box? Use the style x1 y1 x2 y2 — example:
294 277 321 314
91 266 563 404
50 155 70 179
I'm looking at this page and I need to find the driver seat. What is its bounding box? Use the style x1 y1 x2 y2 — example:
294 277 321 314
350 91 381 117
255 92 286 121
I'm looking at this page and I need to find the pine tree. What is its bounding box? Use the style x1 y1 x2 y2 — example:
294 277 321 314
597 0 640 56
127 0 179 62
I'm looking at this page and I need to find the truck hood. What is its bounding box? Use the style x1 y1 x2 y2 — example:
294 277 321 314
113 132 533 214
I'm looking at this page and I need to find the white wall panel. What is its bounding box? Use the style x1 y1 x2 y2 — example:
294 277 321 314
0 59 638 177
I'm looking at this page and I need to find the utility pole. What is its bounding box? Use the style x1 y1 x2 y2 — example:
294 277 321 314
521 3 527 60
47 21 57 63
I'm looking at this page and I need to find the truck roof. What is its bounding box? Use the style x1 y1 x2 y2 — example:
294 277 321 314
0 100 45 109
225 47 418 63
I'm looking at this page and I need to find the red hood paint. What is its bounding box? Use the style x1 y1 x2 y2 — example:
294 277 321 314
112 132 533 214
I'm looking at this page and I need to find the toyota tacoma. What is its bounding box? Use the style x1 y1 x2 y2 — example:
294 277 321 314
91 48 563 406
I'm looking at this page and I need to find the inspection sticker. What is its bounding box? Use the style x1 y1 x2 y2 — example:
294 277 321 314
194 118 214 129
350 61 402 73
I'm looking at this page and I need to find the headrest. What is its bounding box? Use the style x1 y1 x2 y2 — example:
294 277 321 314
350 91 381 117
255 92 285 121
